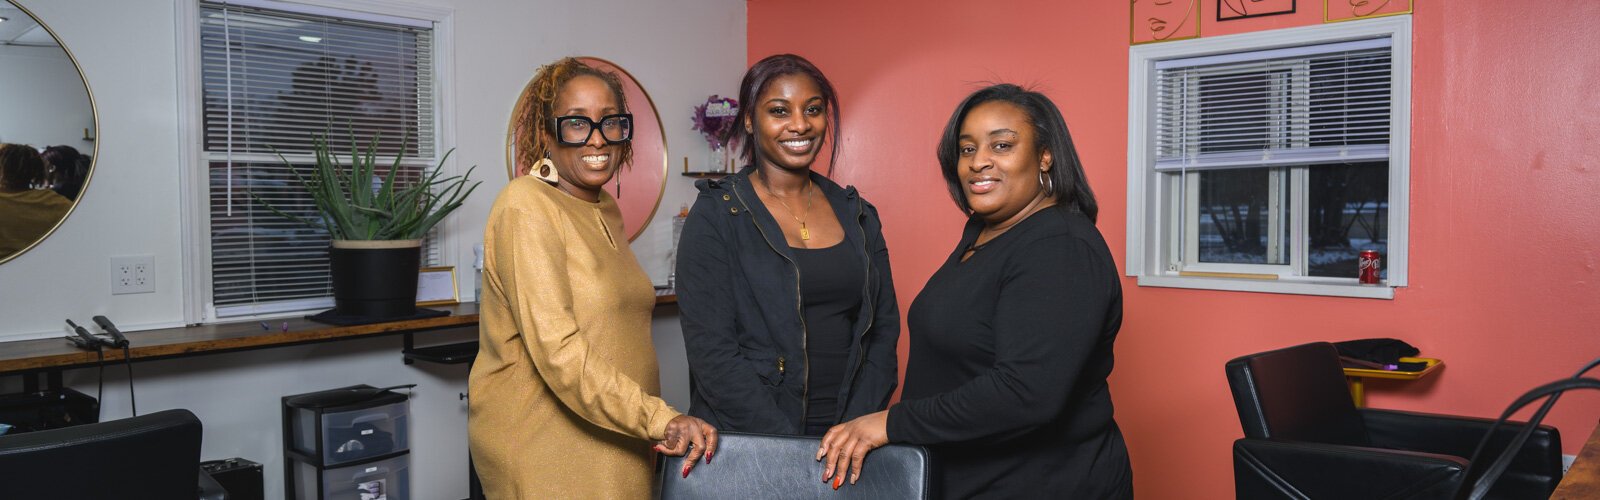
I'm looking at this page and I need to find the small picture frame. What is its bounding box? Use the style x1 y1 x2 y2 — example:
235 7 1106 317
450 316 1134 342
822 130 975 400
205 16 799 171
1325 0 1411 23
1218 0 1295 21
1132 0 1202 45
416 266 459 306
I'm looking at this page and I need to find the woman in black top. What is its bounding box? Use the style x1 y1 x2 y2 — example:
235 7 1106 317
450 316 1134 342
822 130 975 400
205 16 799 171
818 84 1131 497
676 54 900 437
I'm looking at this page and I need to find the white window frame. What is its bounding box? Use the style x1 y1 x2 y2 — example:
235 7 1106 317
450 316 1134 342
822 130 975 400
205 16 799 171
175 0 456 323
1126 16 1411 299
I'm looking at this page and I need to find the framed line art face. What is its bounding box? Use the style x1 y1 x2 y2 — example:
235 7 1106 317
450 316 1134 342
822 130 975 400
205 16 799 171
1218 0 1295 21
1133 0 1201 44
1326 0 1412 23
505 57 667 242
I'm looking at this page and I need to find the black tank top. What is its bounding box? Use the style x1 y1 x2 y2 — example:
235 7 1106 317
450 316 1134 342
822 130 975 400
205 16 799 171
791 241 865 436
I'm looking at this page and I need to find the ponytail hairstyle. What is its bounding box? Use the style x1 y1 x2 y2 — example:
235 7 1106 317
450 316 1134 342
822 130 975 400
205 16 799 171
733 54 841 173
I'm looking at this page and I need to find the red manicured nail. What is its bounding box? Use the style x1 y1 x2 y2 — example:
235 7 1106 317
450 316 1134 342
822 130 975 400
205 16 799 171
682 463 691 478
705 450 713 464
833 474 844 490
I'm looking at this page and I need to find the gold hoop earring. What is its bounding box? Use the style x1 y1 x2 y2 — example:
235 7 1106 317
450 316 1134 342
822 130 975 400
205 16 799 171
534 156 558 184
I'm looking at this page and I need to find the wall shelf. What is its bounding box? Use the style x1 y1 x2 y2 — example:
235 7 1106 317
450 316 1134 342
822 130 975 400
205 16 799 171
401 340 477 365
681 171 729 178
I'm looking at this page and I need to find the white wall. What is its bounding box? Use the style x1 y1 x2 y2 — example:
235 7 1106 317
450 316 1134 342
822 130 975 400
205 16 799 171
0 45 95 152
0 0 744 498
0 0 187 338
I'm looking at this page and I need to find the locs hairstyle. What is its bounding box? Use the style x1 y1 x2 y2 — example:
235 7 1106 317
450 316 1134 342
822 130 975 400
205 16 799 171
513 58 633 174
934 84 1099 223
733 54 841 173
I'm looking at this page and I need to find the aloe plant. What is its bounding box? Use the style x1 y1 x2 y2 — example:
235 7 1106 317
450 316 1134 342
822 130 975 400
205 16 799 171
252 131 480 241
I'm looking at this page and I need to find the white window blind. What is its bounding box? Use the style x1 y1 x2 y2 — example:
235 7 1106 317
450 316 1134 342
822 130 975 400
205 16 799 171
200 1 438 316
1153 37 1392 172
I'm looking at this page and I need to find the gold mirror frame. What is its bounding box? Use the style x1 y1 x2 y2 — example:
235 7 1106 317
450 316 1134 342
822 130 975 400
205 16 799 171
0 0 99 265
504 57 667 242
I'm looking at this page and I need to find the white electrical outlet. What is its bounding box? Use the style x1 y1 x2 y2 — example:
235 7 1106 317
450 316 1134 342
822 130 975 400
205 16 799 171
1564 453 1576 474
111 255 155 295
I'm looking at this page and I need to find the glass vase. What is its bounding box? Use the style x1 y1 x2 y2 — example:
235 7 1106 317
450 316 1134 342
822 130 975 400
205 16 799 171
706 145 727 173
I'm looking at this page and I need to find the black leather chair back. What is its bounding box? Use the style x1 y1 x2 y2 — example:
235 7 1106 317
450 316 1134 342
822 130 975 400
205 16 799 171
0 408 203 499
1226 342 1371 446
657 432 935 499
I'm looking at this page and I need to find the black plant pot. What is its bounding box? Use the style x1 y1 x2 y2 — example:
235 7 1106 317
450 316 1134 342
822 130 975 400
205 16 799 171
328 240 421 319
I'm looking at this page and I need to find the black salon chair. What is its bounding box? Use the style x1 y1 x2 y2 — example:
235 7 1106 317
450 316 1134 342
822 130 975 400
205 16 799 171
656 432 935 499
0 408 226 499
1226 342 1563 500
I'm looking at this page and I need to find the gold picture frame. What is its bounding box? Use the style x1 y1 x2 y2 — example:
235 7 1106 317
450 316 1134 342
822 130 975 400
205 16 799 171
416 266 459 306
1132 0 1202 45
1324 0 1412 24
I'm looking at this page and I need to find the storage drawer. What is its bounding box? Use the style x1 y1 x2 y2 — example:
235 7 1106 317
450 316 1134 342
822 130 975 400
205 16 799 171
295 453 410 500
289 400 409 466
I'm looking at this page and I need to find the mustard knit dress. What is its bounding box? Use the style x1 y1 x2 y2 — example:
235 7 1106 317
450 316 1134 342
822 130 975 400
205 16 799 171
470 177 678 499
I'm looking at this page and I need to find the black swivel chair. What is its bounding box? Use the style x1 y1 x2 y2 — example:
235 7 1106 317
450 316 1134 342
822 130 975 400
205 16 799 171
1226 342 1563 500
0 408 226 500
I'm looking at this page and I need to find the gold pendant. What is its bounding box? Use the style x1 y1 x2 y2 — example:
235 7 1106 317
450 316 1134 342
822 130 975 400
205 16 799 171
800 223 811 240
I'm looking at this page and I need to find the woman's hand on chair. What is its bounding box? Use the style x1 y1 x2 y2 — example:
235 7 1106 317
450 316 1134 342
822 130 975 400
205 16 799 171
655 415 719 477
816 410 889 488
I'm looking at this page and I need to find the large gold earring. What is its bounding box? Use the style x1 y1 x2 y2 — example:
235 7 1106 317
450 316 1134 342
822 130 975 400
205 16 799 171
534 155 558 184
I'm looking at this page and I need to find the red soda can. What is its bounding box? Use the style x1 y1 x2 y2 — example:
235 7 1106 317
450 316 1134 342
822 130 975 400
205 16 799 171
1358 250 1382 285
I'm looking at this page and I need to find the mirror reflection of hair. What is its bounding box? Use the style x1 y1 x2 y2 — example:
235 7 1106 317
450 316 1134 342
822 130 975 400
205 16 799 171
0 0 99 265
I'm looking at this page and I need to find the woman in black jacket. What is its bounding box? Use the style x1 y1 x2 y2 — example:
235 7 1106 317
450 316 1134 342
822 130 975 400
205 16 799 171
676 54 900 437
817 84 1132 497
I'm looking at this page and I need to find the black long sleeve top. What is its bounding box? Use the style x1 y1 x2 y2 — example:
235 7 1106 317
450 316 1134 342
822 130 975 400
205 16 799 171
886 205 1132 499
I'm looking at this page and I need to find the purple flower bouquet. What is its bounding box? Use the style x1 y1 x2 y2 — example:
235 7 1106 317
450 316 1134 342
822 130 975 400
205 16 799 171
691 95 739 172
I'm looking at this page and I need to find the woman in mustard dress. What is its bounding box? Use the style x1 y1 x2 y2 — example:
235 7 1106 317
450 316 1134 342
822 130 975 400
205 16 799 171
470 58 717 499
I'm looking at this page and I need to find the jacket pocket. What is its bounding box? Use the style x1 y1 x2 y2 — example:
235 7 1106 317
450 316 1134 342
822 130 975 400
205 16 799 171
746 353 787 387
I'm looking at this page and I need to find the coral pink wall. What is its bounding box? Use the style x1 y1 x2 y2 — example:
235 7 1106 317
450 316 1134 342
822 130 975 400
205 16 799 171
749 0 1600 497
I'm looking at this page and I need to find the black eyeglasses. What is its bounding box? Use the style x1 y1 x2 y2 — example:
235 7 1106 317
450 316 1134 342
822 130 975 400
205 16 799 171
552 114 633 146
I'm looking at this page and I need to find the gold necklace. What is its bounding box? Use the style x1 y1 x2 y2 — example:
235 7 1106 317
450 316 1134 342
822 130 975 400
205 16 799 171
757 172 814 240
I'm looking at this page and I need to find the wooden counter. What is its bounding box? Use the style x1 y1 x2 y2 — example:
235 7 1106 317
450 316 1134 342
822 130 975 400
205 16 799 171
0 303 481 376
1554 420 1600 499
0 293 677 377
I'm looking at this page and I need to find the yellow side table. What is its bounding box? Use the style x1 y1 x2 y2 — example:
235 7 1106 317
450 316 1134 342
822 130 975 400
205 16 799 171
1341 357 1442 407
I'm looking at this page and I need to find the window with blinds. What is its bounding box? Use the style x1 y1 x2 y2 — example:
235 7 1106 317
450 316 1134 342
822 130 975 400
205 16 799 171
1126 17 1411 298
199 1 438 316
1153 38 1392 172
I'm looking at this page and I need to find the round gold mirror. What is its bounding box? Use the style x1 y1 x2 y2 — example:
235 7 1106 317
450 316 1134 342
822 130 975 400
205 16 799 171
0 0 97 264
505 57 666 242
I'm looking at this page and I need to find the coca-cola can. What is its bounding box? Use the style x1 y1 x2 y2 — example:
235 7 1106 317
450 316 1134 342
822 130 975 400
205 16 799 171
1358 250 1382 285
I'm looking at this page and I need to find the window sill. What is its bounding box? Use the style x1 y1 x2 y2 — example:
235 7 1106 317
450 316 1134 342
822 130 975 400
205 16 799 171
1136 275 1395 299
